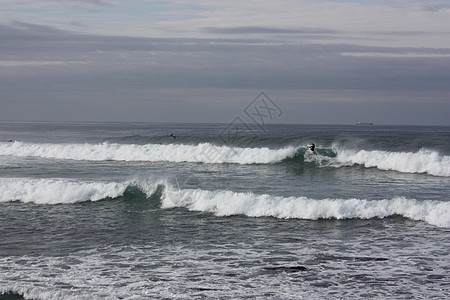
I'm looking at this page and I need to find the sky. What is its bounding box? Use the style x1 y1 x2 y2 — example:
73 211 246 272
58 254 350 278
0 0 449 125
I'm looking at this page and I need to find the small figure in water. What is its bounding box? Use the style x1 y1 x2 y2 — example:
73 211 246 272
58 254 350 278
169 134 176 139
309 143 315 153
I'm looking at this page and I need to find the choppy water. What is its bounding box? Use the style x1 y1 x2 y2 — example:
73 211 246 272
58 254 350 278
0 122 449 299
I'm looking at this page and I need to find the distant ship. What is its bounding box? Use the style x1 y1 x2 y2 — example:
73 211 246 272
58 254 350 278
356 122 373 125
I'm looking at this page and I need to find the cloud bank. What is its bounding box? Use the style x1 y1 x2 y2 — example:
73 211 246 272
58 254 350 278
0 0 449 124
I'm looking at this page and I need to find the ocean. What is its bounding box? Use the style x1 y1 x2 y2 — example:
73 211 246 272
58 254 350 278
0 121 449 299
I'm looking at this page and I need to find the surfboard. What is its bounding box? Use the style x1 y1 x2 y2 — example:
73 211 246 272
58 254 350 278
308 146 316 154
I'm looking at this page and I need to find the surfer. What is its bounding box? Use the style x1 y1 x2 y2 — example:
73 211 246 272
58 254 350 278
169 134 176 139
309 143 315 153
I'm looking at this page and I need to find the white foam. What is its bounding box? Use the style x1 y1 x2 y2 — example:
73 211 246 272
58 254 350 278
163 188 450 228
0 178 131 204
334 148 450 176
0 142 297 164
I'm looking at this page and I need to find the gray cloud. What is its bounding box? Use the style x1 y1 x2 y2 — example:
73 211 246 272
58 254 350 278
366 30 450 40
64 0 114 6
203 26 340 35
0 21 449 124
423 3 450 12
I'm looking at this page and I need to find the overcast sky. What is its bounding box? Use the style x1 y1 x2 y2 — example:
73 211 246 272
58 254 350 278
0 0 449 125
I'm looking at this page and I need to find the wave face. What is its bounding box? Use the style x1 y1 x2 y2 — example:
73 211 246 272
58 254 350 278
0 142 297 164
1 178 449 227
164 188 450 228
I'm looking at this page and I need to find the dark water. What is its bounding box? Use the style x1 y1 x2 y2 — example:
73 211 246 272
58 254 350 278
0 122 449 299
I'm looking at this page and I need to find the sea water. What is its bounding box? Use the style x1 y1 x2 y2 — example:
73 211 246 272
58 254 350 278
0 122 449 299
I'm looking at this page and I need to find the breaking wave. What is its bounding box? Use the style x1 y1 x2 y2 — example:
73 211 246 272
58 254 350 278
1 177 448 227
0 141 296 164
300 147 449 177
164 188 450 228
0 178 161 205
1 142 449 176
333 148 450 176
